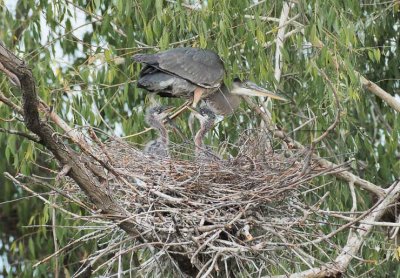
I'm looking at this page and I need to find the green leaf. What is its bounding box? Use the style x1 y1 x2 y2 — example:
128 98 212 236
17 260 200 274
373 48 381 63
156 0 163 22
28 238 35 257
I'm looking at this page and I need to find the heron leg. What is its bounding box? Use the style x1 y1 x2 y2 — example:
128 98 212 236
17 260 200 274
188 112 195 137
192 87 204 107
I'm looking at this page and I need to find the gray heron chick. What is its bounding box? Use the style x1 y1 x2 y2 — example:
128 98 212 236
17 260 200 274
133 47 286 115
188 107 220 161
144 105 175 157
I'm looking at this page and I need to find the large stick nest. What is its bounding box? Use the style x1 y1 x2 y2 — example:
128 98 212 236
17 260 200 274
56 130 330 276
25 129 334 276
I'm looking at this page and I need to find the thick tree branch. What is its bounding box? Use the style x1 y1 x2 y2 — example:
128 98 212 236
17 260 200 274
0 41 136 232
359 74 400 112
274 2 294 84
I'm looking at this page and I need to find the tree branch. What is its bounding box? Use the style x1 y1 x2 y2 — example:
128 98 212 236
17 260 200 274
274 2 294 84
271 181 400 278
0 127 40 142
0 90 24 115
314 38 400 113
359 74 400 112
0 40 136 232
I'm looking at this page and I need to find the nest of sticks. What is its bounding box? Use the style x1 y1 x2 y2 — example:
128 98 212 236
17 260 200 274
39 130 332 276
72 130 329 276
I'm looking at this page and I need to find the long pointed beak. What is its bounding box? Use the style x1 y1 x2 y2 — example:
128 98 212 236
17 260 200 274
247 83 287 101
232 82 287 101
187 106 206 121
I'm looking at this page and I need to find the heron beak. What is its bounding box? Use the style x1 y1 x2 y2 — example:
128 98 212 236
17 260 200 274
233 81 287 101
159 106 175 119
187 106 206 121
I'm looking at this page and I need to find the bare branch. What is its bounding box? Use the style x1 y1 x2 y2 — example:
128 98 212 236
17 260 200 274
272 181 400 278
274 2 294 84
0 127 40 142
0 90 24 114
359 74 400 112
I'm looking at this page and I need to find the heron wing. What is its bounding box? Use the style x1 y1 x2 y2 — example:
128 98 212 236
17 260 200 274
133 47 225 88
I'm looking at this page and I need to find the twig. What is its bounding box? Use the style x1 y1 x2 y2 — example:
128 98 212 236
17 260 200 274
51 195 59 278
0 90 24 114
4 173 90 220
199 252 222 278
0 127 40 142
312 67 341 144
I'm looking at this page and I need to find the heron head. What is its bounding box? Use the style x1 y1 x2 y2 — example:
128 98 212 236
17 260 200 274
188 106 216 124
231 78 287 101
147 105 175 121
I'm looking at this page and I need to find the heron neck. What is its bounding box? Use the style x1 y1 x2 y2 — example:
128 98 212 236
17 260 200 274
205 84 241 116
194 124 210 154
152 120 168 146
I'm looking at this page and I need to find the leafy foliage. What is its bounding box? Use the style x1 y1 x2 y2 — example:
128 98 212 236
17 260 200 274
0 0 399 276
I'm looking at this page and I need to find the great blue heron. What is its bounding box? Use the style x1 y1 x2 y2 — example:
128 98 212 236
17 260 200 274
144 105 174 157
133 47 286 116
188 106 220 161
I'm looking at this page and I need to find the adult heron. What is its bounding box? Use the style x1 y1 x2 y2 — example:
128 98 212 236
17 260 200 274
188 106 220 161
144 105 175 157
133 47 286 116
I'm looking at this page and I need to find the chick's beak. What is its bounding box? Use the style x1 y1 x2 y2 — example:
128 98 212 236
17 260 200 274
159 106 175 119
187 106 206 121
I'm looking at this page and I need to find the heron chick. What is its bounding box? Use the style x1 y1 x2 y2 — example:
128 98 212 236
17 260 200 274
188 106 220 161
144 105 175 157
